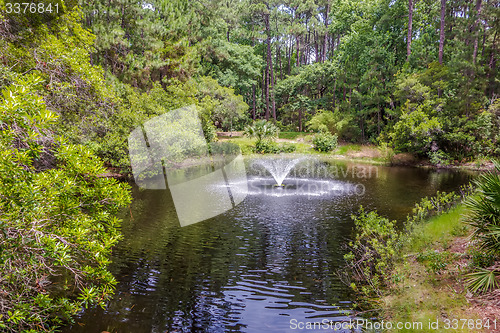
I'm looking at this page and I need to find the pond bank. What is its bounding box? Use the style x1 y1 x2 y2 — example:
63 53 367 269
376 206 500 332
219 135 496 172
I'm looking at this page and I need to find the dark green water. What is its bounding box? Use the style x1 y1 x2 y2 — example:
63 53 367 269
64 158 473 333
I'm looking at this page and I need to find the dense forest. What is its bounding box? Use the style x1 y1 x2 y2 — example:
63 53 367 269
83 0 499 163
0 0 499 331
2 0 499 171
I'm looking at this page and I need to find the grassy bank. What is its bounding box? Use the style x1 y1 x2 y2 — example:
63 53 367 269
218 133 495 172
345 181 500 332
381 206 475 332
377 205 499 332
220 132 390 164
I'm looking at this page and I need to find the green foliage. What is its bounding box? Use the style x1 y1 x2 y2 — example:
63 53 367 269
344 207 400 297
428 150 451 166
386 62 499 161
279 143 297 153
468 247 497 269
416 251 456 274
244 120 279 146
345 190 463 298
244 120 298 153
404 191 461 233
253 141 296 154
463 160 500 294
201 40 263 97
81 0 196 86
306 109 357 141
465 269 499 294
0 76 131 332
465 160 500 255
307 110 337 134
389 102 442 156
312 132 338 152
195 76 249 131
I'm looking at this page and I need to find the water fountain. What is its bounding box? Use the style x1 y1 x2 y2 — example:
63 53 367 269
213 156 356 198
253 157 305 187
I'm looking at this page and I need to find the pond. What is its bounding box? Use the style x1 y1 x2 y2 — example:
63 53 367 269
63 157 473 333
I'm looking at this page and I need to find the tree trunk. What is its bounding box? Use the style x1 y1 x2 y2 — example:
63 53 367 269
263 66 268 120
439 0 446 65
332 78 337 108
252 84 256 120
265 65 270 120
271 76 276 121
298 108 302 132
472 0 482 65
343 77 346 101
488 31 497 100
278 46 283 80
264 13 276 120
407 0 414 61
288 43 292 75
296 36 300 67
322 0 330 62
314 37 319 63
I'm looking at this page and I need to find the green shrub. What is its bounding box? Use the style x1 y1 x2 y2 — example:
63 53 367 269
464 160 500 293
469 248 496 269
254 141 296 154
0 75 131 332
416 250 455 274
465 160 500 255
254 140 280 154
345 191 464 297
428 150 451 166
389 102 442 156
244 120 280 146
280 142 297 153
344 207 401 297
312 132 338 152
307 109 358 141
404 191 461 233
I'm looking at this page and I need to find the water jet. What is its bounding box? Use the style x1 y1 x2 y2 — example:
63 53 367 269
253 157 305 187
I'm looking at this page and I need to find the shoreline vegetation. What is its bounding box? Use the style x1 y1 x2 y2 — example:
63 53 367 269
217 132 496 171
343 163 500 332
99 133 494 179
381 205 500 333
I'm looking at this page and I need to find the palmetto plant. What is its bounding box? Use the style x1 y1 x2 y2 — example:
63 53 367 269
465 160 500 293
244 120 279 145
466 268 499 293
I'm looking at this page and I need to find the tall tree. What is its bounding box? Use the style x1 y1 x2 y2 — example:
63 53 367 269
407 0 414 61
472 0 483 65
439 0 446 65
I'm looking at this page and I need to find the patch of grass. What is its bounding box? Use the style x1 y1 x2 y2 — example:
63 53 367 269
279 131 303 140
409 205 467 252
293 142 314 154
381 205 480 332
224 137 255 155
335 144 362 155
223 136 315 155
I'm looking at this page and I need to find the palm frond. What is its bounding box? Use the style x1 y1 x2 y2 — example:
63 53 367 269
466 268 499 294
